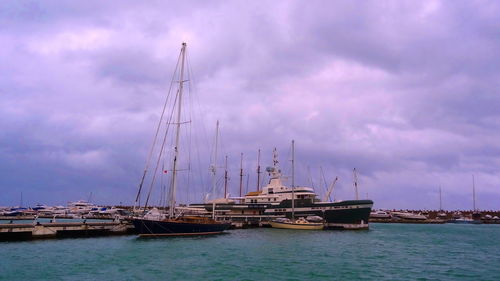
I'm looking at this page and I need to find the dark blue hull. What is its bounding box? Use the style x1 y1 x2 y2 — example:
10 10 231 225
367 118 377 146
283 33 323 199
132 218 231 236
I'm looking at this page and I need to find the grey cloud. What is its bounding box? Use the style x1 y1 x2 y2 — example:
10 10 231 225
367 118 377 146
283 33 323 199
0 0 499 210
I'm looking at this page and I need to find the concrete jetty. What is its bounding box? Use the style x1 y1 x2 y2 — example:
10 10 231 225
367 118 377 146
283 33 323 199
0 221 135 241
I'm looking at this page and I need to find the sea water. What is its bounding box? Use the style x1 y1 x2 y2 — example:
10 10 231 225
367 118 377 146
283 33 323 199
0 223 499 280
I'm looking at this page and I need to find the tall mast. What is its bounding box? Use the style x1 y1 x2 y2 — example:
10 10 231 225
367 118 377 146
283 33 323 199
291 140 295 221
292 140 295 188
210 120 219 202
169 42 187 218
256 149 261 191
224 155 229 198
439 185 442 211
239 153 244 198
472 175 476 211
353 168 359 200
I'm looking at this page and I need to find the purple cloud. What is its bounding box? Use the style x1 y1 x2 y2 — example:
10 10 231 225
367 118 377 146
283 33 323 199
0 0 499 210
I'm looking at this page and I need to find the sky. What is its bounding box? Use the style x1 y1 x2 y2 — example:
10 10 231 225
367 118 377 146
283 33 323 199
0 0 499 210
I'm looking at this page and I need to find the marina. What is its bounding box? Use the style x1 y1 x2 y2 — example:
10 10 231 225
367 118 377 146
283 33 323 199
1 1 499 280
1 207 499 241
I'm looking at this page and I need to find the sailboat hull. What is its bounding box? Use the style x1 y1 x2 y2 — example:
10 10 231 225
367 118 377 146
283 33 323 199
269 221 324 230
132 218 231 237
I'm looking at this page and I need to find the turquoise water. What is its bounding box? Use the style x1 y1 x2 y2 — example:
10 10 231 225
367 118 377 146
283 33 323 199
1 223 499 280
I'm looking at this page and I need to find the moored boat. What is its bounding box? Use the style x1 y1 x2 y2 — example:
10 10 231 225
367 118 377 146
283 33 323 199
191 148 373 229
391 211 427 220
269 217 324 230
370 210 391 219
132 42 231 237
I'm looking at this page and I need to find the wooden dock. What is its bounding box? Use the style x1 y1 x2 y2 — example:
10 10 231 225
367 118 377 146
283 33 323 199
0 221 135 241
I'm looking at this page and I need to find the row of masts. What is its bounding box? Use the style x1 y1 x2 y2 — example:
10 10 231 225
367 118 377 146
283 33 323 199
209 134 350 202
211 121 260 199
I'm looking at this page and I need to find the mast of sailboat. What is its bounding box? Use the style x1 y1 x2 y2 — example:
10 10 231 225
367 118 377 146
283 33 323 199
291 140 295 221
239 153 244 199
224 155 229 198
168 42 187 219
472 175 476 211
210 120 219 202
256 149 261 191
439 185 442 211
353 168 359 200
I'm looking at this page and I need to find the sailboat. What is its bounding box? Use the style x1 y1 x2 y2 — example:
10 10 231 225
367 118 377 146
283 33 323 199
448 175 482 224
436 185 447 219
132 43 231 237
269 140 324 230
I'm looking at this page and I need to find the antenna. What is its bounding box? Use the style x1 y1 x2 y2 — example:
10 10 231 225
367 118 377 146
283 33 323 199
256 149 261 191
353 168 359 200
224 155 229 199
239 153 244 198
472 175 476 211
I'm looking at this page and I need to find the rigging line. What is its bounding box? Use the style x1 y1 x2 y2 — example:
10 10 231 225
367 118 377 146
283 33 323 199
284 143 292 185
186 48 211 201
189 69 210 161
245 173 250 196
186 110 192 204
143 89 180 210
135 51 182 206
307 166 316 190
185 51 203 200
159 162 165 206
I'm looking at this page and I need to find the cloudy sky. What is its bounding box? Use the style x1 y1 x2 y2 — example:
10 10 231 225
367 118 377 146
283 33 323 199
1 0 499 210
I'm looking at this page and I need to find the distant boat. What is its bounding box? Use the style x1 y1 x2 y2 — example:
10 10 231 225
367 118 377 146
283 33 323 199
391 212 427 220
370 210 391 219
68 200 97 215
448 175 482 224
132 43 231 237
269 141 324 230
436 185 447 219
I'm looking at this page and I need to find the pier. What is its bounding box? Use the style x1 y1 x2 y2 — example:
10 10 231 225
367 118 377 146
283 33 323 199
0 221 135 241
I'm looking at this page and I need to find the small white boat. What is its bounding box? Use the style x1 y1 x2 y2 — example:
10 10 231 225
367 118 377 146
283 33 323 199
269 217 324 230
391 212 427 220
370 210 391 219
448 217 474 224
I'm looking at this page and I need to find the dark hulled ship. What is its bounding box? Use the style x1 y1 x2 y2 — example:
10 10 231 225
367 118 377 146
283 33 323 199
191 154 373 230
